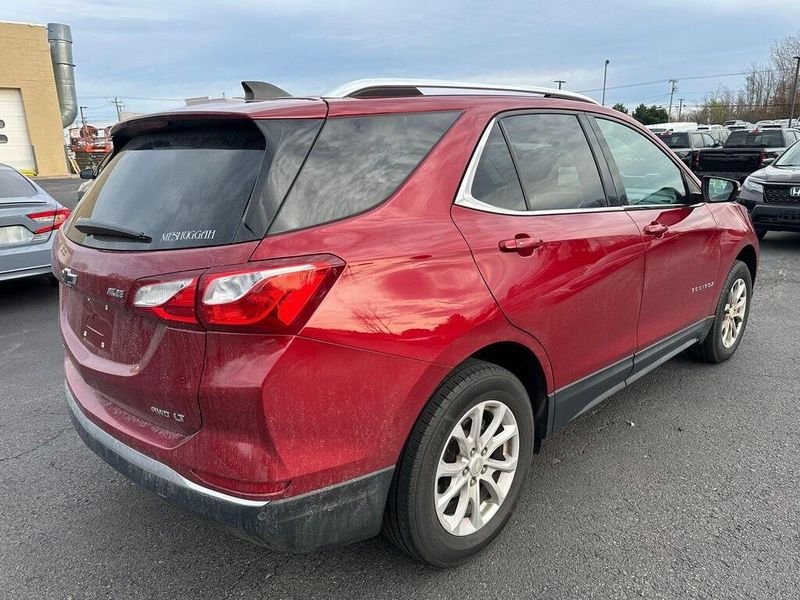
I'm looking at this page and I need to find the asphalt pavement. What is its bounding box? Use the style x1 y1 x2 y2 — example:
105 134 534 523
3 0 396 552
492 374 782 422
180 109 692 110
1 177 798 599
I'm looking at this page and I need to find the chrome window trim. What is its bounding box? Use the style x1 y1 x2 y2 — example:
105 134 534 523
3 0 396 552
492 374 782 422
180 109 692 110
454 117 701 216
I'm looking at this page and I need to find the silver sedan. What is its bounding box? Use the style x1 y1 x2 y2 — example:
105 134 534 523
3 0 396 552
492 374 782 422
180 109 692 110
0 164 70 282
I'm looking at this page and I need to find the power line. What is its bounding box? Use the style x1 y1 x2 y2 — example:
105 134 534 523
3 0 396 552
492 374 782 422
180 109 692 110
577 67 798 94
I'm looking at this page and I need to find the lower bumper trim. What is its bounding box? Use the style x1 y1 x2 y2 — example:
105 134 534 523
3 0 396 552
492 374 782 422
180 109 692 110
66 382 394 552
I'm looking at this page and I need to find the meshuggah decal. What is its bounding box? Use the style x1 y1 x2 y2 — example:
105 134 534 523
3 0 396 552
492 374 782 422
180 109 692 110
161 229 216 242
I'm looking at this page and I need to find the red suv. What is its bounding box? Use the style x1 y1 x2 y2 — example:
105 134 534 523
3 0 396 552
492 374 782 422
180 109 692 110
56 79 758 566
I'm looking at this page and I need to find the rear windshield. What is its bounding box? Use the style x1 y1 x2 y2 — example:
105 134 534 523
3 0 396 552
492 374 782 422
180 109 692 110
269 111 460 233
659 133 690 148
724 130 785 148
0 170 36 198
66 121 320 251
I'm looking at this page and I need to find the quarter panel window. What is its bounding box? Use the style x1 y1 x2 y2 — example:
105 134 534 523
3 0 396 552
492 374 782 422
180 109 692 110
470 123 526 211
502 114 607 210
595 118 687 206
270 111 459 233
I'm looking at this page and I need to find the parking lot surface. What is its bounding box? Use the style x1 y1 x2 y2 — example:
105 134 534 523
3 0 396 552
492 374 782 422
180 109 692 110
1 178 798 599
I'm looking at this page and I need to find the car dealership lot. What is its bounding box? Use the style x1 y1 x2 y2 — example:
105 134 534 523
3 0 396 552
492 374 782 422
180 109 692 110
1 178 799 599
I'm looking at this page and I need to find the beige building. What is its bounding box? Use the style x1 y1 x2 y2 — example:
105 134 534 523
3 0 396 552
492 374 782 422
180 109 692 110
0 21 72 176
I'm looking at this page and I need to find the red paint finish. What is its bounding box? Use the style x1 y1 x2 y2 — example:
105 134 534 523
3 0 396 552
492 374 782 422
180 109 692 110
625 205 721 349
452 206 645 389
57 92 758 507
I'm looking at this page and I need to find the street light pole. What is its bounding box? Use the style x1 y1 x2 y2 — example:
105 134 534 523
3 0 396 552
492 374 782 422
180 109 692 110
601 60 610 106
554 79 566 90
789 55 800 128
677 98 684 121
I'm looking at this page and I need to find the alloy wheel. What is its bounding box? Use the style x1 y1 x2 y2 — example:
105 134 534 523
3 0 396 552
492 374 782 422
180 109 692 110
720 278 747 348
434 400 520 536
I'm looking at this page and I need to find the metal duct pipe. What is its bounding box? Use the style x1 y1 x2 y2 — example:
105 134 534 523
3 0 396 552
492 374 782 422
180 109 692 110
47 23 78 128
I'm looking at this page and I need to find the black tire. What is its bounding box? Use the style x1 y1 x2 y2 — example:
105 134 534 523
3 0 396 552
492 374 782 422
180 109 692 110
755 228 768 240
382 359 534 567
691 260 752 363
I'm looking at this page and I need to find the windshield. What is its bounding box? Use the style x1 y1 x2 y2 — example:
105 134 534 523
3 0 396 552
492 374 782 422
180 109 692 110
725 130 785 148
660 133 690 148
775 141 800 167
0 169 37 198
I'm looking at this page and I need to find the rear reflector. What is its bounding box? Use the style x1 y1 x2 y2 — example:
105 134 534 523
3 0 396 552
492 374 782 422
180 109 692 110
130 255 344 333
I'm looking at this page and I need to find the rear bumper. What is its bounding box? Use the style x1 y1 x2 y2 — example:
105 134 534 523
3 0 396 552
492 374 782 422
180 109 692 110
66 382 394 552
0 236 53 282
696 170 750 182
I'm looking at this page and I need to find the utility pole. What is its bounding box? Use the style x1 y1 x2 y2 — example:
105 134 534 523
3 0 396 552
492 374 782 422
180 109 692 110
601 60 610 106
790 55 800 128
677 98 684 121
667 79 678 120
111 97 125 121
79 105 87 127
554 79 566 90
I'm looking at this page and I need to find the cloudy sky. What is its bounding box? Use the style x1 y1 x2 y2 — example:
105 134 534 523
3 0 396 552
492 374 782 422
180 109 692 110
5 0 800 124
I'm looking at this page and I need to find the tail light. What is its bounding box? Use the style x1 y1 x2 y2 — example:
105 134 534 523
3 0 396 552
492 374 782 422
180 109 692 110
758 150 767 165
28 208 70 235
130 255 344 334
133 277 199 325
198 255 344 334
692 151 701 170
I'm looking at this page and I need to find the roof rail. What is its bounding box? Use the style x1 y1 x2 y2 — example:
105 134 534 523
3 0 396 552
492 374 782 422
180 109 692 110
325 78 598 104
241 81 291 101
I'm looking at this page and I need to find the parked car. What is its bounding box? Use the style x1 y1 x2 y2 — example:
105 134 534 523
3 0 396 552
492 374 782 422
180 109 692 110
696 127 800 181
646 122 698 134
727 122 755 131
658 130 717 169
0 163 69 282
738 139 800 239
705 127 731 147
57 79 759 567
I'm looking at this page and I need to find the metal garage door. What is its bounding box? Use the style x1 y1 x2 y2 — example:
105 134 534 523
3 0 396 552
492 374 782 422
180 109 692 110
0 88 36 173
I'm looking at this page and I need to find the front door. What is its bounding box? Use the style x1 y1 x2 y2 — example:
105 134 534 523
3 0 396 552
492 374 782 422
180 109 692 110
591 117 721 356
452 113 646 430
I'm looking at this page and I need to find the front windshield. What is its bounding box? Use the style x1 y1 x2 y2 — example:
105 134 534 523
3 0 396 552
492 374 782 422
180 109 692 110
775 141 800 167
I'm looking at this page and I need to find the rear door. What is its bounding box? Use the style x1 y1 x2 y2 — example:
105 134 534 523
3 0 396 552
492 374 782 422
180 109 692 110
56 117 322 434
590 117 720 362
452 112 645 429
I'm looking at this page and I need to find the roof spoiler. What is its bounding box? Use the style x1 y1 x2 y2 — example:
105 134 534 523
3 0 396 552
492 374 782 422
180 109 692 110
241 81 291 101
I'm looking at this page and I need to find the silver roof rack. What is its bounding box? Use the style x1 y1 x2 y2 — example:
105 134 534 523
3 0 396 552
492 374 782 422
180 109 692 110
325 78 598 104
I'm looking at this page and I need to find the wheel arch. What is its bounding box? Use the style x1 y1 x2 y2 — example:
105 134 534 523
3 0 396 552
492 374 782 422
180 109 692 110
736 244 757 283
469 341 550 452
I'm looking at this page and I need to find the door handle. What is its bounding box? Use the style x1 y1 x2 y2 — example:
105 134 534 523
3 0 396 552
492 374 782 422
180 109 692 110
643 222 669 237
499 235 544 254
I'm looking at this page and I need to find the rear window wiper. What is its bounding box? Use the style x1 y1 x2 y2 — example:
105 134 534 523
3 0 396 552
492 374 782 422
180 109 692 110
74 218 152 242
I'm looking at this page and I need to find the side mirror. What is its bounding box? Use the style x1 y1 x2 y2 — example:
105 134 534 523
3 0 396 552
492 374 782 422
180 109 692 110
761 157 774 166
702 176 739 203
79 167 95 180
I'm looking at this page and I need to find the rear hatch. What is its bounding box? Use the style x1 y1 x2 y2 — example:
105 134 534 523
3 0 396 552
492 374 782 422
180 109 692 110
0 169 66 248
56 112 324 434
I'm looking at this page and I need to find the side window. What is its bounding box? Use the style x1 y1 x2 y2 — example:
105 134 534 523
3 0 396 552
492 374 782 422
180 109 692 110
703 133 716 148
469 123 526 211
502 114 607 210
595 118 687 206
270 111 459 233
